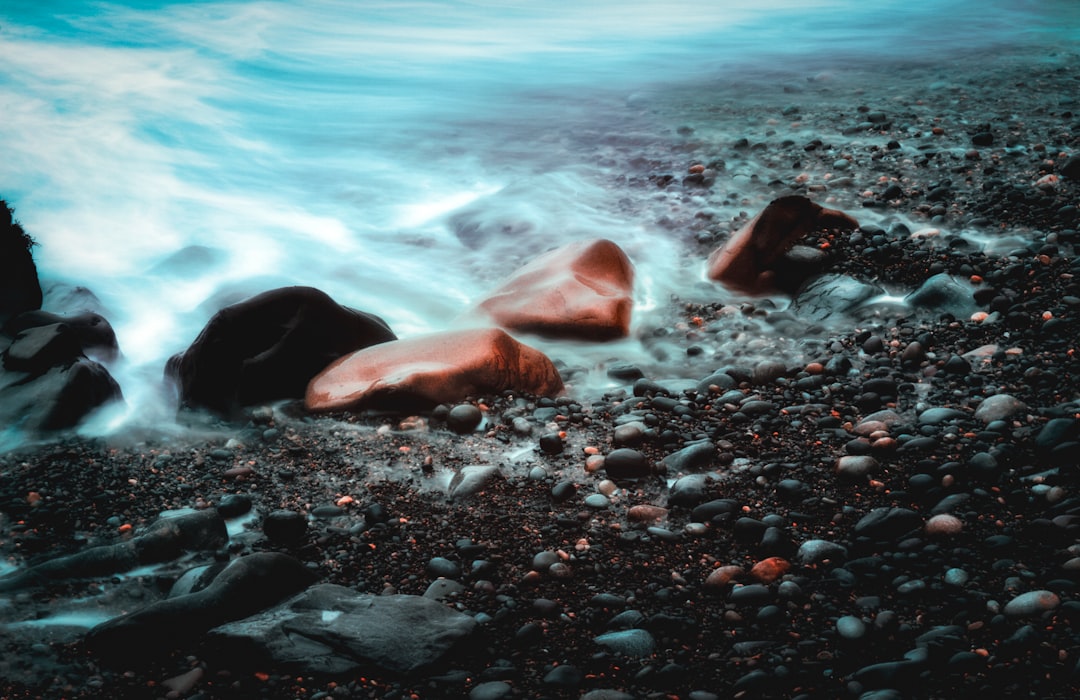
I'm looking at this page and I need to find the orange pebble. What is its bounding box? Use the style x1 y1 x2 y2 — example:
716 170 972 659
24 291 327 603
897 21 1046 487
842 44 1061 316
750 557 790 583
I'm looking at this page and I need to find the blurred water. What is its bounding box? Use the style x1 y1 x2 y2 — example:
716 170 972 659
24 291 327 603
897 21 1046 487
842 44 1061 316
0 0 1076 440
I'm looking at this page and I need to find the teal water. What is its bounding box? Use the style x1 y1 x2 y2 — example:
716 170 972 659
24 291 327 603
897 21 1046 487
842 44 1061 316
0 0 1077 439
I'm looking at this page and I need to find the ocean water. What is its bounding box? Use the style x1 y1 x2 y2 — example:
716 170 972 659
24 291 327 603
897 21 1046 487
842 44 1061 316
0 0 1076 441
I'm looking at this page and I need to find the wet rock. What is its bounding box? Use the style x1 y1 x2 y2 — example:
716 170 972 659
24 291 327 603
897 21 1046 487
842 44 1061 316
853 508 922 541
263 510 308 545
1004 590 1061 617
168 286 396 416
790 274 885 321
306 328 564 412
448 465 503 501
661 441 716 472
707 195 858 294
0 509 228 592
0 355 122 433
974 394 1026 423
469 238 634 340
4 311 119 363
593 629 656 657
1035 417 1080 465
87 552 315 664
668 473 712 507
206 583 476 675
836 455 881 479
447 404 483 433
602 448 652 481
905 273 976 317
797 539 847 565
0 201 42 325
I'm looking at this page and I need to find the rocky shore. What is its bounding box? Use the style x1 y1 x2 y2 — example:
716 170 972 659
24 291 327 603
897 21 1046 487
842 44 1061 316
2 48 1079 700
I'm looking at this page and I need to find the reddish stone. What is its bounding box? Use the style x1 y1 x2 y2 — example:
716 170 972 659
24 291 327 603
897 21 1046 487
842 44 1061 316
749 557 791 583
707 196 858 294
306 328 564 412
471 238 634 340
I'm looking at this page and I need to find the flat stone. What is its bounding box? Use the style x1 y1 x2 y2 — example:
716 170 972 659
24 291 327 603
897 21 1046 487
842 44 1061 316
1004 590 1061 617
470 238 634 340
206 583 477 675
306 328 563 412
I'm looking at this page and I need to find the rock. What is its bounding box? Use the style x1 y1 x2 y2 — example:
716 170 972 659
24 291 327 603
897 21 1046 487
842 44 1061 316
668 474 712 507
836 455 881 479
853 508 922 541
905 273 976 317
168 286 396 416
0 509 228 592
448 465 503 501
789 274 885 322
796 539 847 565
306 328 563 412
263 510 308 545
974 394 1026 423
593 629 656 657
206 583 476 675
661 441 717 472
1060 153 1080 180
447 403 483 433
602 448 652 481
1035 417 1080 466
707 196 858 294
837 615 868 640
2 323 85 373
1004 590 1061 617
4 311 120 363
0 357 122 433
469 238 634 340
0 201 42 325
87 552 315 663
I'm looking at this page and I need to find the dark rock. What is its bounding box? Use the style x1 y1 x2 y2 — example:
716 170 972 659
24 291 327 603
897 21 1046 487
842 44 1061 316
790 274 885 322
447 404 483 433
0 509 228 592
905 274 975 317
0 201 42 325
4 311 120 363
87 553 317 664
668 474 712 507
853 508 922 541
2 323 85 373
0 357 122 432
263 510 308 545
167 286 396 416
661 441 717 472
603 448 651 481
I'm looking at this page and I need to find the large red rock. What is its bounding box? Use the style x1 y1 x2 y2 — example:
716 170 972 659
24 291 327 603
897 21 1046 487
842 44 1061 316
306 328 564 412
707 196 858 294
471 238 634 340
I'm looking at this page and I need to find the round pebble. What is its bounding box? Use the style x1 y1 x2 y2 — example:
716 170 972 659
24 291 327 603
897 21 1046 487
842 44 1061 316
836 615 867 640
1004 590 1061 617
447 404 483 433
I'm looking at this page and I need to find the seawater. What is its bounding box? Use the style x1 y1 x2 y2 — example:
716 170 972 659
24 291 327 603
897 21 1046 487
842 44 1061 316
0 0 1076 442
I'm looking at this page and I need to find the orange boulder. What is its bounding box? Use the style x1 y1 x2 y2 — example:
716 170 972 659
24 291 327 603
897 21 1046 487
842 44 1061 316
707 196 858 294
305 328 564 412
471 238 634 340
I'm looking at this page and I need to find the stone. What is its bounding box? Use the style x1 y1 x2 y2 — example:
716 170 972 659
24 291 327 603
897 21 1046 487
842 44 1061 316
306 328 563 412
836 455 880 479
593 629 656 657
602 448 652 481
446 403 483 433
1004 590 1061 617
853 508 922 541
974 394 1027 423
0 358 122 433
469 238 634 340
668 473 712 507
707 196 858 294
0 201 42 325
263 510 308 545
0 509 228 592
206 583 476 675
4 311 120 363
796 539 848 565
448 465 503 501
168 286 396 416
905 273 976 317
2 323 85 373
661 441 717 472
87 553 315 663
789 274 884 321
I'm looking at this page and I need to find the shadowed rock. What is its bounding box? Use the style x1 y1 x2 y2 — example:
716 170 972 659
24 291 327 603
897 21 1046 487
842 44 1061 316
470 238 634 340
0 510 227 592
4 311 120 363
306 328 564 412
0 200 42 325
707 196 858 294
167 286 396 416
0 357 122 433
205 583 478 676
86 552 315 664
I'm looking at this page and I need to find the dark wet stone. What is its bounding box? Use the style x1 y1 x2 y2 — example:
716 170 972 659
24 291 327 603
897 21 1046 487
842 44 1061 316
593 629 656 657
697 371 737 394
310 505 344 520
0 357 122 433
166 286 395 416
205 582 475 675
661 441 716 472
918 407 966 425
790 274 884 321
217 494 253 519
263 510 307 544
853 508 922 541
551 480 577 502
603 448 651 480
447 404 483 433
606 363 644 381
692 499 739 524
426 557 462 579
942 354 972 375
539 432 564 455
542 664 583 688
88 552 315 664
668 473 712 507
